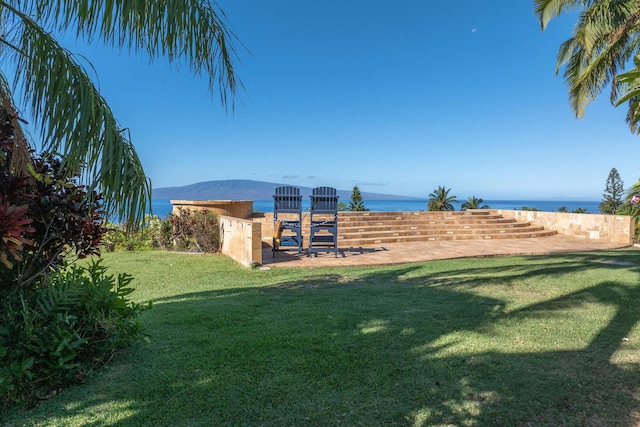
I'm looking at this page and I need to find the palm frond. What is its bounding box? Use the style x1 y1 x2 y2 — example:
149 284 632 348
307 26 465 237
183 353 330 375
0 0 242 226
29 0 243 109
535 0 584 30
5 6 150 225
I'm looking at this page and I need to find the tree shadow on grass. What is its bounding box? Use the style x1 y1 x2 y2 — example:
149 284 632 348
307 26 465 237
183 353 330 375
6 255 640 426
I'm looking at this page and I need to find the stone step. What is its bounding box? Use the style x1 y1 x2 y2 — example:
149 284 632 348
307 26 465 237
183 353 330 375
265 209 559 247
339 212 501 222
339 226 540 239
339 225 546 240
339 209 494 217
340 220 529 230
338 229 557 246
339 217 516 226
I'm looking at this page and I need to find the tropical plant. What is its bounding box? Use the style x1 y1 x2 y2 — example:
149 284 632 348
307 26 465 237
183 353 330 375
558 206 570 213
599 167 625 214
0 1 241 226
534 0 640 132
348 186 369 211
427 186 458 211
0 140 105 290
617 180 640 242
461 196 489 210
0 259 150 410
170 208 221 252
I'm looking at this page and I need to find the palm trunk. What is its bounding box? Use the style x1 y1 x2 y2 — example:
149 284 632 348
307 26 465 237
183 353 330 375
0 84 31 177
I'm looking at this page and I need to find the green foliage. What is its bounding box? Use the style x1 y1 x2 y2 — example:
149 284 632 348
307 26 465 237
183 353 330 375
599 168 625 214
0 259 149 412
520 206 541 211
461 196 489 210
428 185 458 211
559 206 590 213
337 202 347 212
348 186 369 211
617 180 640 242
0 0 241 226
102 215 173 252
0 140 105 290
170 208 221 252
535 0 640 132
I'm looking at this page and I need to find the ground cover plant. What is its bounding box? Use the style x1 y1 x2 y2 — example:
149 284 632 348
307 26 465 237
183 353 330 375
4 249 640 426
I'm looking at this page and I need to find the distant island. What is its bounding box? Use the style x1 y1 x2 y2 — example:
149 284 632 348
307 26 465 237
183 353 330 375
152 179 423 201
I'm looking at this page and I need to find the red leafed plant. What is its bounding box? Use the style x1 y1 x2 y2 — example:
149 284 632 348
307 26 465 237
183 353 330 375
1 109 105 290
0 201 35 268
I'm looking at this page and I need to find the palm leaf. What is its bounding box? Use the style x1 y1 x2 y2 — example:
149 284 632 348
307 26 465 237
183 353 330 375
0 0 242 226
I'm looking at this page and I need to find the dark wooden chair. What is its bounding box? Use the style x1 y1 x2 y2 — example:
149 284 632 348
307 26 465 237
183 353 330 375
308 186 339 257
272 186 303 256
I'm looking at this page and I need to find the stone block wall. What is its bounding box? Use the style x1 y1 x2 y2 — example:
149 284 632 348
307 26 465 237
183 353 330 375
496 210 635 245
219 216 262 267
171 200 254 219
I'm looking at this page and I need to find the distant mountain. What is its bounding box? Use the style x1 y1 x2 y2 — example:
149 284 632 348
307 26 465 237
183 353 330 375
152 179 422 201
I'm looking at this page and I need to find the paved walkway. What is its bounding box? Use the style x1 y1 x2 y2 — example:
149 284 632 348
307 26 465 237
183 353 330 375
261 235 636 268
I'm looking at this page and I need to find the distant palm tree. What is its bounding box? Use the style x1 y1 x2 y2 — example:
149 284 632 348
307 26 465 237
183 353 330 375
428 186 458 211
572 208 589 214
557 206 569 213
461 196 489 210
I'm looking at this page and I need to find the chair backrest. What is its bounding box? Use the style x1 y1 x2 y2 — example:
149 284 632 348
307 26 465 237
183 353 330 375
310 186 338 212
273 186 302 212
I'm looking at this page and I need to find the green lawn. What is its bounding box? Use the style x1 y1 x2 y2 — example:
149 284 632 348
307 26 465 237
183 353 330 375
5 249 640 426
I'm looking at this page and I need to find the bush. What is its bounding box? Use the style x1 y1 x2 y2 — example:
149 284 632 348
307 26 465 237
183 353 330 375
0 144 104 290
101 215 173 252
102 210 221 254
0 259 150 412
170 208 220 252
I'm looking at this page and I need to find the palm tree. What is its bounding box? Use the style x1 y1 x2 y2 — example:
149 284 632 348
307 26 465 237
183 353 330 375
461 196 489 210
534 0 640 132
427 186 458 211
0 1 241 225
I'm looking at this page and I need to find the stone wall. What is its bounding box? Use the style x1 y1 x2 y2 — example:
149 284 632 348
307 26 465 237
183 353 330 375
171 200 254 219
496 210 635 245
219 216 262 267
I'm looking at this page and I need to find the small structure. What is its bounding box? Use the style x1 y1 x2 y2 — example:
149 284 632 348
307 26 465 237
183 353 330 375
272 186 304 256
308 186 339 257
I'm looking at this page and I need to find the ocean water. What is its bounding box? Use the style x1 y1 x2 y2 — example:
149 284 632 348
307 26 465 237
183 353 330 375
150 199 601 218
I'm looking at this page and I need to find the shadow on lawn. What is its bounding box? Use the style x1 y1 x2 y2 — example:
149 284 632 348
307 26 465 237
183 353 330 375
9 252 640 426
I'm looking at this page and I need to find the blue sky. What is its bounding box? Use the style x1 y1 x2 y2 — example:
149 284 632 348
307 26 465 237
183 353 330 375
49 1 640 200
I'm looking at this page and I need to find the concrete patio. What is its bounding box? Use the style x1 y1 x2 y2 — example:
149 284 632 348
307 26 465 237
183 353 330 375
261 234 635 268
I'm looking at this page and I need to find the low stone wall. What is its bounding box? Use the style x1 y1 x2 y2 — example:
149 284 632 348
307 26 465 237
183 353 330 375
219 216 262 267
496 210 635 245
171 200 254 219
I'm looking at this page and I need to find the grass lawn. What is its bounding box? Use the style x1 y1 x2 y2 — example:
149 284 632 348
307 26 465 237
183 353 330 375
4 248 640 426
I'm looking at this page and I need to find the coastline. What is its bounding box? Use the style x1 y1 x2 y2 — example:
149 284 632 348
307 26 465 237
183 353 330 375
150 199 602 218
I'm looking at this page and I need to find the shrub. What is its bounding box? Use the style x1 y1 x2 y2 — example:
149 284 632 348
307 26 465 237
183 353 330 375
170 208 220 252
0 259 150 412
101 215 173 252
0 142 105 290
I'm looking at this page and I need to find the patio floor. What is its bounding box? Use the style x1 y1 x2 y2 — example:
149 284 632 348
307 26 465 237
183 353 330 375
261 235 635 268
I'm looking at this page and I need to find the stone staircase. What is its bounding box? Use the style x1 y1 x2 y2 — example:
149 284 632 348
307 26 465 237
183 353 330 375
337 210 556 246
